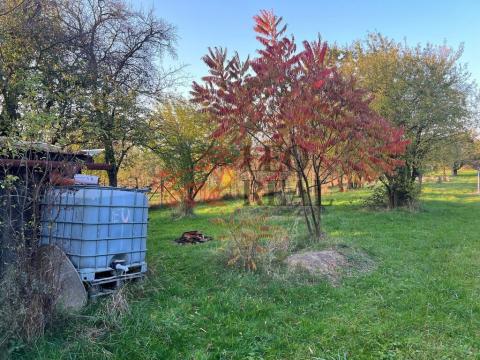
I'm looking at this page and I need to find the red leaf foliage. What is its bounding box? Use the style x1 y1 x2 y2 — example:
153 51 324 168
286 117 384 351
191 10 407 186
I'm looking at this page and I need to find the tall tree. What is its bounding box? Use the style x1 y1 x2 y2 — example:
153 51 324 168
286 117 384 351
343 34 477 207
0 0 73 138
192 11 406 239
56 0 177 186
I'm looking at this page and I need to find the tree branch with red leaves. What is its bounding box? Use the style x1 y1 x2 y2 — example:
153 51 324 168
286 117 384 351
192 10 407 239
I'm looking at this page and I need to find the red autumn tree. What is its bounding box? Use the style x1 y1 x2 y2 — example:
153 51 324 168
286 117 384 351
192 10 407 240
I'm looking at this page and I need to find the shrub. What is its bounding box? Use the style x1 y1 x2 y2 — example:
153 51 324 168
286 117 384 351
0 149 63 349
363 184 389 208
364 181 420 210
0 254 61 351
214 209 292 272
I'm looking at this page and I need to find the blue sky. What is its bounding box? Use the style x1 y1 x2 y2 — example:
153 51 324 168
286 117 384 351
136 0 480 95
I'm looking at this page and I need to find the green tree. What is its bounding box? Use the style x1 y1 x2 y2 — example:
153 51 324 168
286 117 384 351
151 102 235 216
0 0 74 139
427 131 479 176
343 34 477 207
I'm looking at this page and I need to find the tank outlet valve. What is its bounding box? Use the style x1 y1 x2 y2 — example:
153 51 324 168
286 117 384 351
115 263 129 273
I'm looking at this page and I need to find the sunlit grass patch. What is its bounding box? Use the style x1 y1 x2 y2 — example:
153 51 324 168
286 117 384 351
16 171 480 360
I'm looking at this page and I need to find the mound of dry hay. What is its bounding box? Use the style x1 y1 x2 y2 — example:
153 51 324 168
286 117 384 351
285 248 374 285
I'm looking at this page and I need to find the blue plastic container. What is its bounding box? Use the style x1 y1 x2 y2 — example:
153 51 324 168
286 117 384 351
40 186 148 282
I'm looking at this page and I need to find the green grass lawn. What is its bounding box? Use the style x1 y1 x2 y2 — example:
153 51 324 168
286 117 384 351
16 171 480 359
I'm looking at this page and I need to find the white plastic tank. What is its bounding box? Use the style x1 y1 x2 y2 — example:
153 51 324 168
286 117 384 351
40 186 148 282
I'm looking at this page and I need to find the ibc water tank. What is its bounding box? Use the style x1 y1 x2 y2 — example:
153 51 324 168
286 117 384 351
40 186 148 282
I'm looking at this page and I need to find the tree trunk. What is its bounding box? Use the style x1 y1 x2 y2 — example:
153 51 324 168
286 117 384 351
296 172 312 236
107 168 118 187
280 179 287 206
314 172 322 217
0 85 19 136
347 176 353 190
104 141 118 187
300 171 321 241
387 186 397 209
250 179 262 205
338 174 344 192
313 169 326 241
243 179 250 205
182 186 195 216
182 199 194 216
267 180 275 205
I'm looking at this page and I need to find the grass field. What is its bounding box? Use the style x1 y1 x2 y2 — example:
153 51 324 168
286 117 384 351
16 171 480 359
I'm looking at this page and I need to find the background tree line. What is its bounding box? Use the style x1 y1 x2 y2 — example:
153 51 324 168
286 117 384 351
0 0 178 186
1 1 478 214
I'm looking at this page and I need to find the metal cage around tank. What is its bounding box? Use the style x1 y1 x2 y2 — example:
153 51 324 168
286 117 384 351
40 186 148 284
